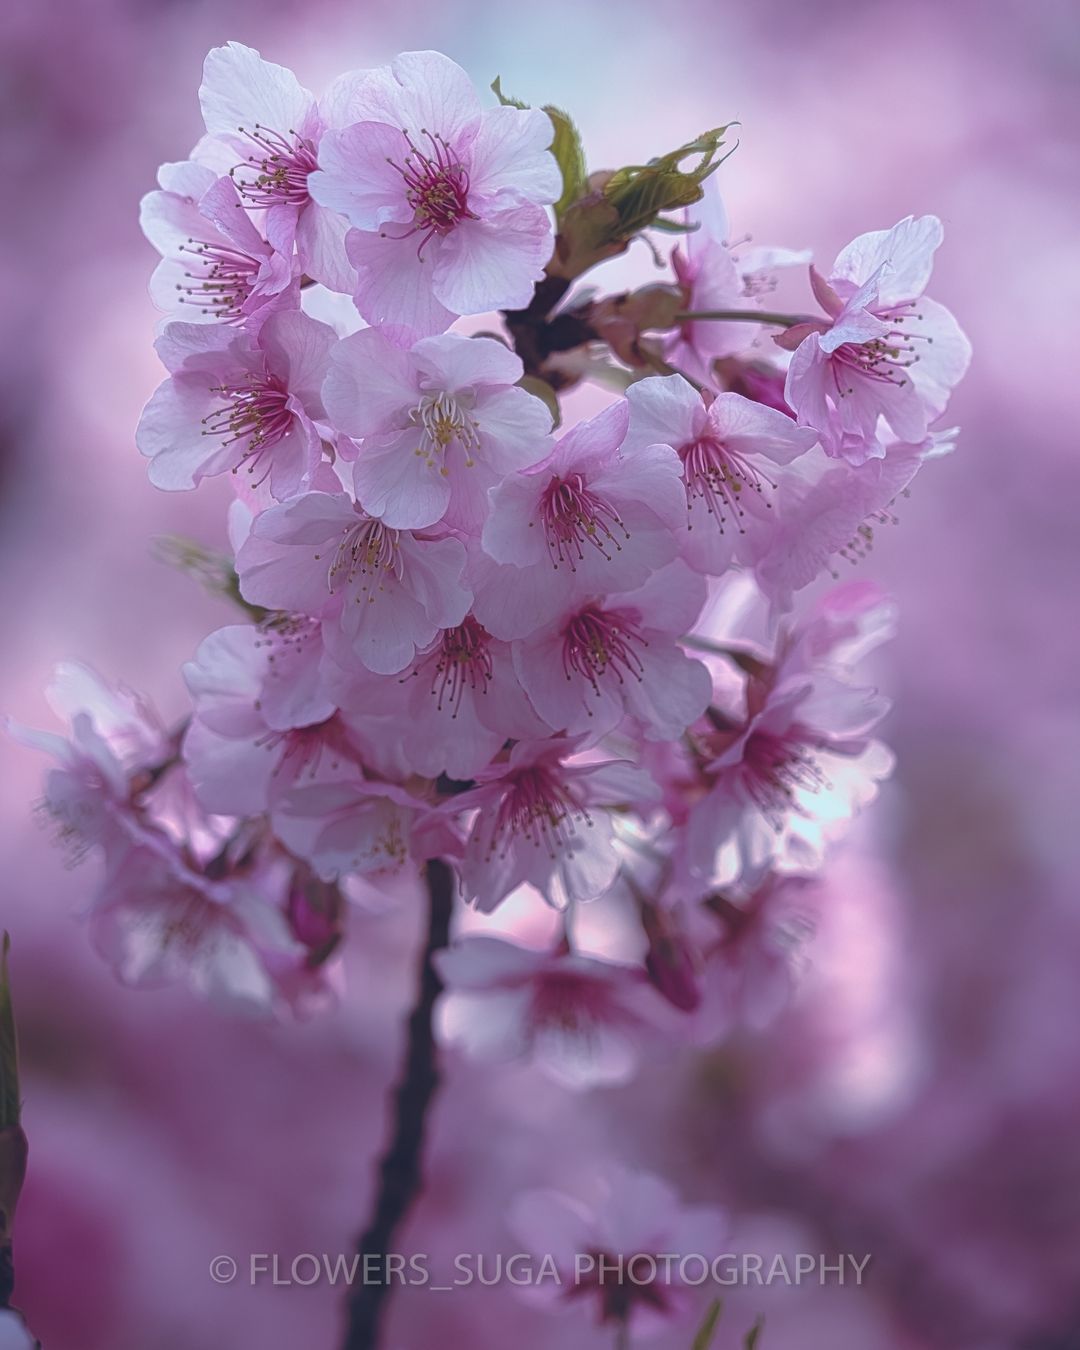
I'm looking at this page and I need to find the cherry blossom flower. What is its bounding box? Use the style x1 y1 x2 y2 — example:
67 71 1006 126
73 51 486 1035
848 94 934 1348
309 50 560 336
748 430 957 611
686 582 896 888
234 487 472 674
454 739 656 912
323 327 552 530
781 215 971 463
270 763 456 883
510 1167 728 1337
140 163 298 326
511 561 712 742
0 1311 34 1350
136 309 336 497
4 663 170 863
624 372 819 575
436 936 669 1089
197 41 355 291
472 398 687 639
90 837 300 1009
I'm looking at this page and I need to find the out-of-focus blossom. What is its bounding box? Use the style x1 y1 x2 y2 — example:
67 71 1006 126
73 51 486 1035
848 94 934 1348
437 935 668 1089
510 1166 728 1337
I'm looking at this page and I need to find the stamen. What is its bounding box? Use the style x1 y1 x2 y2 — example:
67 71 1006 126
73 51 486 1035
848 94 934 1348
231 123 319 209
562 606 646 698
741 730 831 830
538 473 629 570
381 128 476 257
175 237 261 321
410 391 480 471
487 766 592 860
201 372 293 483
680 436 775 534
316 516 404 599
420 617 494 717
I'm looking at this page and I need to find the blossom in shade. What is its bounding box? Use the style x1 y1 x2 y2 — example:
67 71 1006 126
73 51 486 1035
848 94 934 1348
198 41 355 291
686 582 896 888
4 663 170 863
510 1167 728 1337
309 50 560 336
136 310 336 497
235 488 472 674
781 215 971 463
0 1311 34 1350
436 936 668 1089
140 163 298 326
91 838 300 1009
624 373 819 575
473 398 687 639
454 739 657 913
323 328 552 530
512 561 712 742
270 764 456 882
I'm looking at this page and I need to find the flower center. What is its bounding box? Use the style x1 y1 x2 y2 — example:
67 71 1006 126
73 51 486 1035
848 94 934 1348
741 729 830 829
410 391 480 471
562 606 646 697
680 436 774 534
176 238 261 322
231 123 319 208
383 129 476 255
488 767 591 860
202 372 293 482
319 516 403 597
831 301 933 391
424 617 494 716
538 473 629 570
254 717 346 781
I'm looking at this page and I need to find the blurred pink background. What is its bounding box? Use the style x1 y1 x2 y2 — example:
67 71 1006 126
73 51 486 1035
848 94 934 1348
2 1 1079 1346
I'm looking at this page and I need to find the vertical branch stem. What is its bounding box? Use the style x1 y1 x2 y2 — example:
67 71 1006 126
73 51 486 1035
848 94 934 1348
341 858 455 1350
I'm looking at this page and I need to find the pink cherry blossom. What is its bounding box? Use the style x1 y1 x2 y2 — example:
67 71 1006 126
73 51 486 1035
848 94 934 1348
4 663 170 863
624 372 819 574
782 215 971 463
436 935 669 1089
91 837 300 1010
454 739 656 913
234 487 472 674
309 50 560 336
323 327 552 530
748 431 956 611
472 399 687 639
197 42 355 292
270 763 455 883
509 1166 728 1337
511 561 712 742
686 582 896 888
0 1311 34 1350
139 164 298 326
136 309 336 496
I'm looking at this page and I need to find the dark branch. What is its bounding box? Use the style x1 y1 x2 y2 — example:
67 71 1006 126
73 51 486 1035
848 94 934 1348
340 858 455 1350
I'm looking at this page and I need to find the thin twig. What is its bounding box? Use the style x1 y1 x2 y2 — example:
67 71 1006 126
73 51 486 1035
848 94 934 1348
341 858 455 1350
676 309 812 327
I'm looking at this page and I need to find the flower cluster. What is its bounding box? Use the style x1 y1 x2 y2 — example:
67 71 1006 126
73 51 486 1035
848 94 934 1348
16 43 968 1088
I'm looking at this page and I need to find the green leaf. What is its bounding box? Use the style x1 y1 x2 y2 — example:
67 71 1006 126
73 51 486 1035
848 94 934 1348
0 934 20 1129
603 125 735 242
490 76 528 110
744 1315 765 1350
544 105 587 222
517 375 562 428
649 217 702 235
691 1298 723 1350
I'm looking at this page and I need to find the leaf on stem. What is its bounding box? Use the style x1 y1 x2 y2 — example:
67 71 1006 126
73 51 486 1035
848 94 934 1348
691 1298 723 1350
